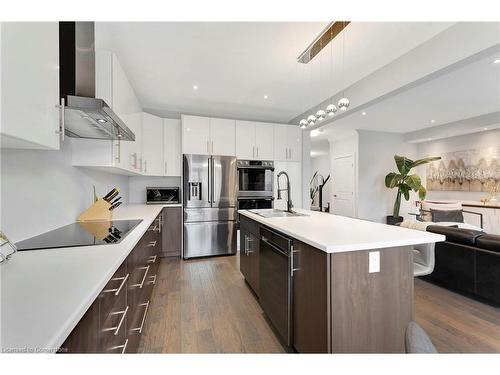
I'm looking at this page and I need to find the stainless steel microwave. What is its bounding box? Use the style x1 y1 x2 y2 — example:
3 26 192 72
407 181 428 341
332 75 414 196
146 187 180 204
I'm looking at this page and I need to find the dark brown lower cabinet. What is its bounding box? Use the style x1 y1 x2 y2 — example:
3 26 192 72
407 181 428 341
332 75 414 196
161 206 182 258
239 216 260 297
60 212 162 353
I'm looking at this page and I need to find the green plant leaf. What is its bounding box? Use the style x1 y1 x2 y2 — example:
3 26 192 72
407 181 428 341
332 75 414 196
403 174 422 191
394 155 414 175
409 156 441 169
418 185 427 200
399 184 411 201
385 172 402 188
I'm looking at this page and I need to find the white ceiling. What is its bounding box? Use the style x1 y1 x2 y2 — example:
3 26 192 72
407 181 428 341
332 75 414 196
310 49 500 146
95 22 453 122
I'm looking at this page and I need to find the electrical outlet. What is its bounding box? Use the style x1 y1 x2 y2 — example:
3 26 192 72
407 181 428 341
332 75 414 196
369 251 380 273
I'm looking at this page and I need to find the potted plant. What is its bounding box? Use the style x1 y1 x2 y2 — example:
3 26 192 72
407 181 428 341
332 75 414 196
385 155 441 225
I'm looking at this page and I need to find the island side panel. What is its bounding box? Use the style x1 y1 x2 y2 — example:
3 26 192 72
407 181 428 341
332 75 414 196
330 246 414 353
292 240 331 353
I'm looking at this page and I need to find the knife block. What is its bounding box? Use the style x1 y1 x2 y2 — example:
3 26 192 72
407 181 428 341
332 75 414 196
77 198 112 222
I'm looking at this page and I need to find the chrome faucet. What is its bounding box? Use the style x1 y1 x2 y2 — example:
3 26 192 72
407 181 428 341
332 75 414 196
277 171 293 212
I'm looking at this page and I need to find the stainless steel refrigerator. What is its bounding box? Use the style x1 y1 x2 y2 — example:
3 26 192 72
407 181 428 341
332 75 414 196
183 154 238 259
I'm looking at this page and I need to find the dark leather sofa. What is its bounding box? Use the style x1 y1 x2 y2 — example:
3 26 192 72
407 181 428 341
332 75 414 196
421 225 500 306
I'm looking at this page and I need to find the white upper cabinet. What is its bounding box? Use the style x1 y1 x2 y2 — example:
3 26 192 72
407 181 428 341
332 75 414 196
72 51 143 175
1 22 61 150
235 121 274 160
235 121 256 159
182 115 211 155
255 123 274 160
287 126 302 162
210 118 235 156
182 115 235 156
163 119 181 176
273 124 302 162
142 113 164 176
273 125 289 161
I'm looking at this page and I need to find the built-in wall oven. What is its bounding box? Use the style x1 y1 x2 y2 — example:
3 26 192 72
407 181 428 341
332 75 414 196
237 160 274 198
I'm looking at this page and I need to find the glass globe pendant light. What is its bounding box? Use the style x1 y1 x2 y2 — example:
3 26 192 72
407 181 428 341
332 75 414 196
338 97 350 111
316 109 326 121
326 103 337 116
299 119 308 129
307 114 317 126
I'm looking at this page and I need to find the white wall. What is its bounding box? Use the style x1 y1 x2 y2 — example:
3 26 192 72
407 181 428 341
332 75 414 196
310 154 331 210
129 176 181 204
0 141 130 242
357 131 418 223
417 128 500 202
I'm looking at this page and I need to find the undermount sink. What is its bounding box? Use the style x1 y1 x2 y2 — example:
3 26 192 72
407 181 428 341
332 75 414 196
249 209 309 218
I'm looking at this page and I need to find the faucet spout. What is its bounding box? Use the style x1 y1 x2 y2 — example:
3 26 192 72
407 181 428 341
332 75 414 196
277 171 293 212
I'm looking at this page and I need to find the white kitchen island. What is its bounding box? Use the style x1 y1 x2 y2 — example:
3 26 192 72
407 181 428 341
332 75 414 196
238 209 444 353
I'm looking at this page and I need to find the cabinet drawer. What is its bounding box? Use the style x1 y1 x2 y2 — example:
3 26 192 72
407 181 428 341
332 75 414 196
99 262 128 323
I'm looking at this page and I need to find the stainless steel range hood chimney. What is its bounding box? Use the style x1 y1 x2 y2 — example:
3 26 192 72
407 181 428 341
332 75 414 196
59 22 135 141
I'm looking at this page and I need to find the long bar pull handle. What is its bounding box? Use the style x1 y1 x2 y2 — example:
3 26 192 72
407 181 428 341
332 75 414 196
130 301 150 334
56 98 65 141
131 266 150 288
208 157 212 203
109 338 129 354
102 305 129 335
290 245 300 277
102 273 129 296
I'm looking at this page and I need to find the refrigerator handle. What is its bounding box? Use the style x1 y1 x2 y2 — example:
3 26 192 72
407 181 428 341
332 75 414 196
211 157 215 204
207 157 212 204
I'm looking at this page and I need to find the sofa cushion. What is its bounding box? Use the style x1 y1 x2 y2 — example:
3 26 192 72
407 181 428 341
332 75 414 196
430 209 464 223
426 225 483 246
476 234 500 253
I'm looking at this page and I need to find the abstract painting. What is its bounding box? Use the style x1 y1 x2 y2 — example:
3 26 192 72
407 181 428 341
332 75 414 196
426 146 500 192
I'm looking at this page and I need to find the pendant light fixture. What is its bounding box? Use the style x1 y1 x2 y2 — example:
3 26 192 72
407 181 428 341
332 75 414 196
338 21 350 111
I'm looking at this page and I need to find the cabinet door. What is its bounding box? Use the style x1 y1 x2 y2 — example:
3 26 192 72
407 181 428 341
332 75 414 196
162 207 182 257
210 118 235 156
292 241 330 353
235 120 256 159
240 230 252 284
255 123 274 160
273 124 289 161
182 115 210 155
163 119 181 176
287 127 302 162
142 113 164 176
1 22 60 150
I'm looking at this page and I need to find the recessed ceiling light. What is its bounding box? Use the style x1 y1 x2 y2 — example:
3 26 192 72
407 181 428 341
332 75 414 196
96 119 107 123
427 138 433 141
193 85 198 90
430 119 436 123
361 111 367 116
494 59 500 64
264 95 268 100
484 127 489 131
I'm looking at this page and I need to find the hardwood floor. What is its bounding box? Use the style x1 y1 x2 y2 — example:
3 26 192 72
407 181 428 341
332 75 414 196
138 254 285 353
415 278 500 353
139 254 500 353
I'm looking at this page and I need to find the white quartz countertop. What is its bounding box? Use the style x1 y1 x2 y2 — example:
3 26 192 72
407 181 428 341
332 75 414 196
0 204 164 353
239 209 445 253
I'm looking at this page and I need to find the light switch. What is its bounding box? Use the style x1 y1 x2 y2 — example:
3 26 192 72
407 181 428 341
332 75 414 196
369 251 380 273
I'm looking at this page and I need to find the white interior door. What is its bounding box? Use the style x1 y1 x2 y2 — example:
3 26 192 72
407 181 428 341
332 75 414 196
332 154 356 217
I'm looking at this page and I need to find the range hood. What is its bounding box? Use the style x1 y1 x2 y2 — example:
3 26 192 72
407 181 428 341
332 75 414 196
59 22 135 141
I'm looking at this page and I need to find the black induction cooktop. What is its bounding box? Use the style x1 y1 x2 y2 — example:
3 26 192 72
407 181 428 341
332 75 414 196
15 219 143 251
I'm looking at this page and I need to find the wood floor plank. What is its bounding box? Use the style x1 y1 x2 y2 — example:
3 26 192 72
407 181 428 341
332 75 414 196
140 255 500 353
